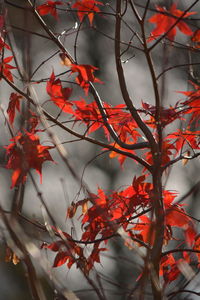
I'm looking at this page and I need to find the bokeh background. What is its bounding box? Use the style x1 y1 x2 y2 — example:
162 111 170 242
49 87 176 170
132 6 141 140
0 0 200 299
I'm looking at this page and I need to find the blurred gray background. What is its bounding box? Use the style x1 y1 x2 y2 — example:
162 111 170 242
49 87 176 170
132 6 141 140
0 0 200 299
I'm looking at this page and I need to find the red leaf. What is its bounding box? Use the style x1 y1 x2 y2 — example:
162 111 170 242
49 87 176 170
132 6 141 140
167 129 200 152
95 188 107 205
121 175 152 207
165 205 190 227
144 140 176 167
73 99 111 137
80 180 153 243
5 131 54 188
185 225 196 247
164 190 190 228
53 252 69 267
148 4 196 42
194 236 200 263
192 29 200 48
164 190 196 244
41 230 84 269
132 215 154 244
87 242 107 271
141 101 184 127
27 110 39 133
0 36 11 52
73 100 139 142
46 71 74 113
72 0 103 26
108 105 140 142
160 254 181 283
70 64 103 95
42 241 65 252
37 1 63 19
7 93 22 124
108 139 136 167
192 29 200 42
0 56 16 82
178 81 200 125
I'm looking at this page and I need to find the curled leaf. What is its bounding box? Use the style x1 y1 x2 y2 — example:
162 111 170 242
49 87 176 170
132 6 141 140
7 93 22 125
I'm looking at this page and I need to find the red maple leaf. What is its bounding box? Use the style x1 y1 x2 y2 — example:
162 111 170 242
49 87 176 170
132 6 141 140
87 242 107 272
70 64 103 95
163 190 196 246
0 36 11 52
132 215 155 244
72 0 103 26
148 4 196 42
80 189 122 241
160 254 181 284
167 129 200 152
42 232 83 268
73 101 139 142
131 190 193 247
109 176 152 221
37 1 63 19
141 101 184 128
46 71 74 113
42 230 106 274
0 56 16 82
79 180 153 241
108 104 140 141
108 139 136 167
121 175 152 207
73 99 110 136
178 81 200 125
164 190 191 227
27 110 39 133
5 131 54 188
184 225 196 247
144 140 177 167
7 93 22 125
193 236 200 263
192 29 200 48
42 233 83 268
